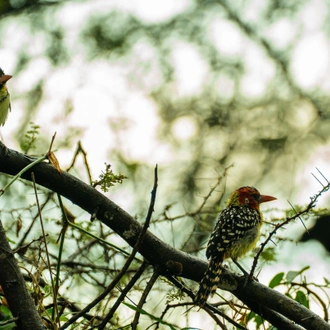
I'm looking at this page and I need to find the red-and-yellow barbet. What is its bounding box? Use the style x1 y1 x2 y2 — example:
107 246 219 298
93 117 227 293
194 186 276 307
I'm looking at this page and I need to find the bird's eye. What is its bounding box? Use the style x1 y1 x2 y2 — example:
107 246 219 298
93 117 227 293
252 194 260 201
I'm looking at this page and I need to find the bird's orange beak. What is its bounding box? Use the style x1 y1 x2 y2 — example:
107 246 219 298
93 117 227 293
0 75 12 84
259 194 277 203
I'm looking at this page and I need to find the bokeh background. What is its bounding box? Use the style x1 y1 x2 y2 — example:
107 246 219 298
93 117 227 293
1 0 330 328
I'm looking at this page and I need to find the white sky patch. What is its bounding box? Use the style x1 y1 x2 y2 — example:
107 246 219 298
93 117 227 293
40 61 120 130
299 0 326 31
128 40 163 90
286 101 317 130
59 0 191 33
121 0 190 23
1 20 30 54
17 59 51 93
58 1 106 27
243 0 268 22
240 43 275 98
265 18 298 49
209 18 245 57
171 41 209 96
290 33 330 89
171 116 198 141
295 146 330 207
119 94 173 164
215 74 235 102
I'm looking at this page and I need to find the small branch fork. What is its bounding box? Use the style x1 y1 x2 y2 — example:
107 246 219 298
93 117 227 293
251 170 330 276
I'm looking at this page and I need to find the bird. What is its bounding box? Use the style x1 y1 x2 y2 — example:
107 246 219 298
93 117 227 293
194 186 276 307
0 67 12 126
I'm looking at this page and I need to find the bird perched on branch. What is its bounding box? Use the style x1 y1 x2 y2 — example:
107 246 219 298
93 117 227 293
194 186 276 307
0 67 12 126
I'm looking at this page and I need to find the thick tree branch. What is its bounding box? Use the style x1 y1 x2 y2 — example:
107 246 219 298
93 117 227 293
0 143 329 330
234 276 330 330
0 220 46 329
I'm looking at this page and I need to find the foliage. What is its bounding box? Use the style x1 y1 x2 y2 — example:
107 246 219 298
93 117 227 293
92 163 127 192
21 122 40 154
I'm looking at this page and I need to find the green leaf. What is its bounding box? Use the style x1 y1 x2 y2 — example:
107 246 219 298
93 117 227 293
254 314 264 328
245 311 264 329
21 122 40 154
269 272 284 288
6 237 16 244
92 163 127 192
260 247 277 262
286 266 310 283
0 306 15 330
0 306 11 318
245 311 256 323
0 323 16 330
295 290 309 308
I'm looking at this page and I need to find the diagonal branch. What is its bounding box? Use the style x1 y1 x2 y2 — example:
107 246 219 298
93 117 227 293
0 143 329 330
0 219 46 329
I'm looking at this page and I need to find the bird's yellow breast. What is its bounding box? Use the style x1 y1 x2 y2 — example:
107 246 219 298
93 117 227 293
224 223 261 260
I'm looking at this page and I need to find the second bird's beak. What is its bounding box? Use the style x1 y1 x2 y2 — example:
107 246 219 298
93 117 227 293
259 195 277 203
0 75 12 84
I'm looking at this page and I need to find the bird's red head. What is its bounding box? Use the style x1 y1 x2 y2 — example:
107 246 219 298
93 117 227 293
228 186 276 210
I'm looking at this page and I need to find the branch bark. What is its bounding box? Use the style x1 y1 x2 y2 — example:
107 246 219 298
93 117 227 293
0 220 46 329
0 143 329 330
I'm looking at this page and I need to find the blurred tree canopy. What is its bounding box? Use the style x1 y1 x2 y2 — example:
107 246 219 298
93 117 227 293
2 0 329 247
1 0 330 329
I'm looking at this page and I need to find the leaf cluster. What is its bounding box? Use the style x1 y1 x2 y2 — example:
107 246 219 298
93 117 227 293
92 163 127 192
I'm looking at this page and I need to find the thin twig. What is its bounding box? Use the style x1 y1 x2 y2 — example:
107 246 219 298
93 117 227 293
289 282 328 322
160 164 233 223
0 154 47 196
66 141 93 184
131 267 160 330
311 172 324 187
61 165 158 329
251 180 330 276
31 172 59 325
48 132 57 154
316 168 329 184
15 191 54 248
165 275 245 330
99 262 148 328
0 317 19 326
287 200 309 234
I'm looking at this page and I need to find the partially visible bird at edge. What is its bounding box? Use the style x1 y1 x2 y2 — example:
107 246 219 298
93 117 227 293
194 186 276 307
0 67 12 126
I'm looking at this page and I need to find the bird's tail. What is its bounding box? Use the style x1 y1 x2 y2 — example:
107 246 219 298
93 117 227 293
194 258 222 307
